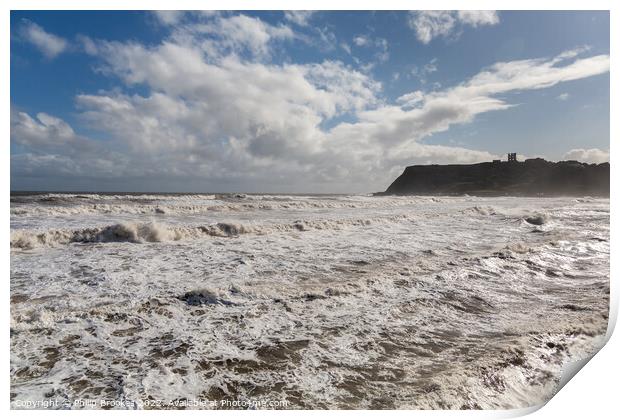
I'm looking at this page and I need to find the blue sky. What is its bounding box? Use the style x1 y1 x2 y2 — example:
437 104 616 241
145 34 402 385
10 11 610 192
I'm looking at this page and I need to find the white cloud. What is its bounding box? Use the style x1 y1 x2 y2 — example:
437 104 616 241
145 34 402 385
353 35 368 46
458 54 609 96
71 56 380 170
283 11 316 27
77 34 98 55
19 20 68 59
408 11 500 44
10 109 128 177
352 35 389 63
562 148 609 163
151 11 220 26
555 45 592 61
410 58 439 84
312 26 338 52
375 38 389 63
408 11 456 44
556 93 570 101
153 11 185 26
396 90 425 108
423 58 438 74
11 111 75 147
171 14 294 59
456 11 500 27
371 51 609 151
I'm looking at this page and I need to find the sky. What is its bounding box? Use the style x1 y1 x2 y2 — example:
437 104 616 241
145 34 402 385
10 10 610 193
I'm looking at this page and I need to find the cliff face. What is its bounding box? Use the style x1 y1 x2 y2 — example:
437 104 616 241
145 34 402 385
383 159 609 196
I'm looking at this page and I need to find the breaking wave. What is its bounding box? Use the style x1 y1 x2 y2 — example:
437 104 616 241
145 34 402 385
462 206 499 216
10 195 448 217
10 215 411 250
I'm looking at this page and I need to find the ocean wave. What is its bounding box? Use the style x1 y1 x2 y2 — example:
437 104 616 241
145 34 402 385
461 206 500 216
10 215 411 250
10 222 257 249
10 194 448 217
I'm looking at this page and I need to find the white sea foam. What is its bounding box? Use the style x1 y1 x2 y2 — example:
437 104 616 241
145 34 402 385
10 194 609 409
10 194 452 218
10 214 414 250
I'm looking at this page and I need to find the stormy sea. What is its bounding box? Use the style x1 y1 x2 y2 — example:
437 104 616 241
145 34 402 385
10 192 609 409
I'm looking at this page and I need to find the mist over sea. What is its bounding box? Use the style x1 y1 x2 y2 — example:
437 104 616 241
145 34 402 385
10 192 609 409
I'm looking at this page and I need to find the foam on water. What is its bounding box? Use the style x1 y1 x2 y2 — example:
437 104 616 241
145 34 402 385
10 194 609 409
10 193 444 218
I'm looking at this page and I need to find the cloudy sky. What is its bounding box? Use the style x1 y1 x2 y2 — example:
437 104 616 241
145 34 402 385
10 11 610 193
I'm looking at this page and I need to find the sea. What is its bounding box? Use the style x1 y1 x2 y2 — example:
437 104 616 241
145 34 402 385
9 192 610 409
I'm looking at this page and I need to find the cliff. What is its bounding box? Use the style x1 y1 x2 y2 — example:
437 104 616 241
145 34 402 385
382 159 609 196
